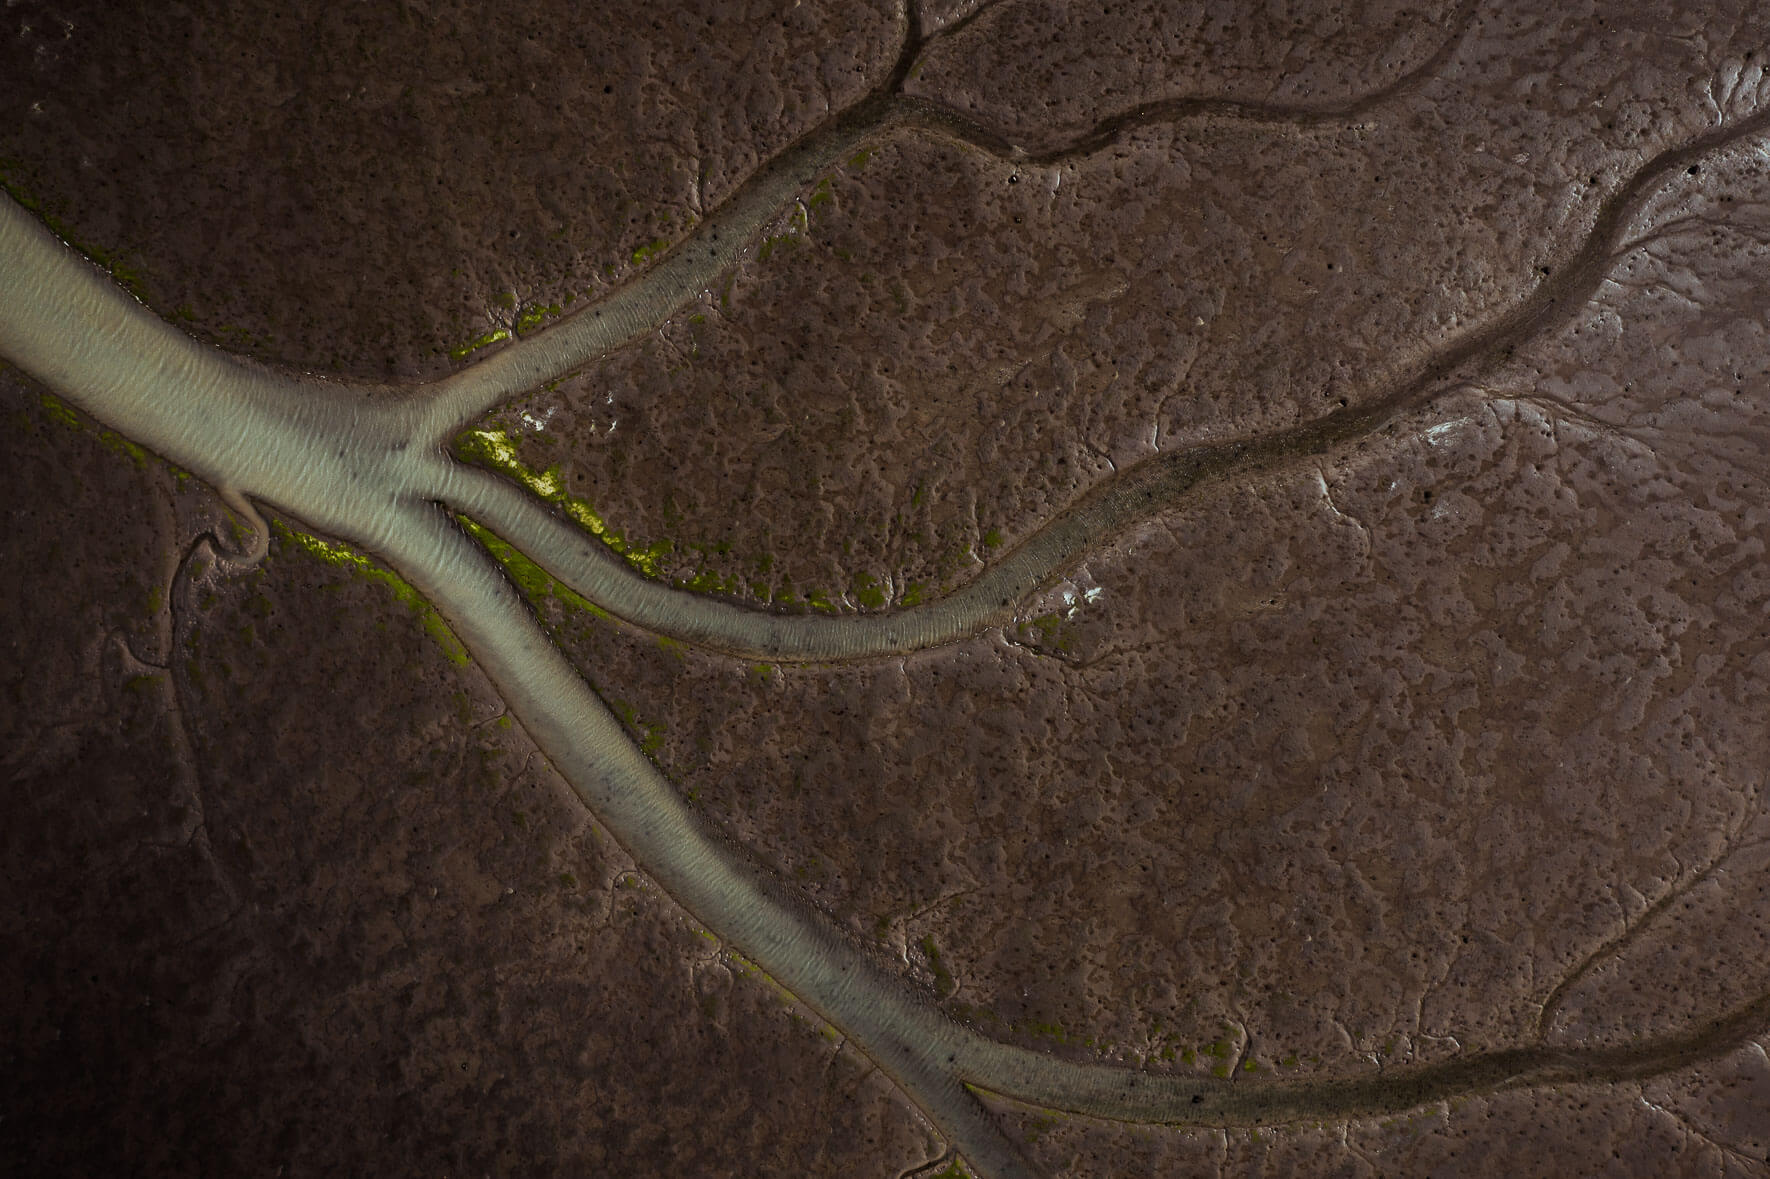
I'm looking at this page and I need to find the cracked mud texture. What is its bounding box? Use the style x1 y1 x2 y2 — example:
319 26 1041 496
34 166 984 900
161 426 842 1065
6 0 1770 1176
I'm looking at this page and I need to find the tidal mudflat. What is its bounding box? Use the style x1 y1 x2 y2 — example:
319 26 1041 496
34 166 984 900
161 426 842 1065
6 2 1770 1175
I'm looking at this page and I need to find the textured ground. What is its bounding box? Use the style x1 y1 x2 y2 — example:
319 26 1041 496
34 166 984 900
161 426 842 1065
6 0 1770 1175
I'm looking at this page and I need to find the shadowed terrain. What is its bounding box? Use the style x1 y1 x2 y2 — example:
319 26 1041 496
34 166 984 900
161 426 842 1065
6 0 1770 1175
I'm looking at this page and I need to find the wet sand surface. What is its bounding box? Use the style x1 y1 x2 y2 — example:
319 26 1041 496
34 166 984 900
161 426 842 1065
7 0 1770 1174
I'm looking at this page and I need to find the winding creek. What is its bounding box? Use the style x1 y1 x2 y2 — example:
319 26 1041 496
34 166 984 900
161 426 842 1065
8 6 1770 1175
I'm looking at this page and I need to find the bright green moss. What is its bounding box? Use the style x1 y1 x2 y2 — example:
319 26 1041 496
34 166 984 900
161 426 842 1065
30 386 163 476
100 429 151 467
0 162 151 302
454 426 937 616
455 426 682 578
448 327 512 361
270 520 470 666
728 950 804 1009
851 572 887 610
514 301 564 334
681 567 740 596
1014 610 1076 656
39 392 81 429
459 517 610 620
631 238 670 267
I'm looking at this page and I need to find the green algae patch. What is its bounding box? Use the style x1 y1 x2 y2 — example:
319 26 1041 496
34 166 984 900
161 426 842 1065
1197 1033 1239 1079
459 517 610 621
455 427 850 607
928 1156 976 1179
34 385 188 483
514 300 565 335
270 520 470 666
38 391 80 430
724 951 843 1042
454 426 673 577
851 571 887 610
100 429 152 468
631 238 670 267
1011 610 1077 657
680 565 742 596
37 391 160 472
448 327 512 362
729 950 808 1011
454 427 937 618
0 161 152 303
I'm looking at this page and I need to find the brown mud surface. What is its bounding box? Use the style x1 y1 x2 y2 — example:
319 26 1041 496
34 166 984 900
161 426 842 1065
7 0 1770 1174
